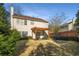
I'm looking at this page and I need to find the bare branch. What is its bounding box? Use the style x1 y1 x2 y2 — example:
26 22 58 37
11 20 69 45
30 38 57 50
49 12 66 34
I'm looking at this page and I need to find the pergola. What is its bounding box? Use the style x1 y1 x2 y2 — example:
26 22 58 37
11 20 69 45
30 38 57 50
31 27 48 39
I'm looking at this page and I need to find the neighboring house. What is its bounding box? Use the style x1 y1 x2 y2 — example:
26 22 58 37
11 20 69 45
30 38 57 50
60 19 75 32
59 19 77 37
49 18 78 37
10 6 49 39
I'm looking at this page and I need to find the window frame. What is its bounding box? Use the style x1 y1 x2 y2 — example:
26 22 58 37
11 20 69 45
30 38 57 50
24 20 27 25
16 19 20 24
31 21 34 25
21 31 28 37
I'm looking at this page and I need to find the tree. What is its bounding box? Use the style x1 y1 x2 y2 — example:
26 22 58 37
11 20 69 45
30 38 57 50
0 29 21 55
0 3 10 35
49 13 66 35
74 10 79 33
0 4 21 56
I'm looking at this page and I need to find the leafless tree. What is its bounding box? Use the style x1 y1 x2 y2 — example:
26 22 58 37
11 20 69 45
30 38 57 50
49 12 66 34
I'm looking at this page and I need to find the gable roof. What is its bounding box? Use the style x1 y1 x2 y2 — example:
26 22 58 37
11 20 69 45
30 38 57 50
61 21 73 28
13 14 48 23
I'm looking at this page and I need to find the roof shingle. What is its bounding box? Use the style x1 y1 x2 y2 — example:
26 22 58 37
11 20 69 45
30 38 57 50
13 14 48 23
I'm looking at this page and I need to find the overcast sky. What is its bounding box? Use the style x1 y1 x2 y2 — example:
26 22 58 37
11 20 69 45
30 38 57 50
4 3 79 23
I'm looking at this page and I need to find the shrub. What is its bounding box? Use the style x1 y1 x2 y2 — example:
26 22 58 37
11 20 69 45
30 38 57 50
9 29 21 41
0 34 9 55
0 4 21 55
0 29 21 56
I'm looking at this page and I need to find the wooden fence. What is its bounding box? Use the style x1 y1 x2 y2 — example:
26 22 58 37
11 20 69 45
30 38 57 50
49 30 78 37
59 30 77 37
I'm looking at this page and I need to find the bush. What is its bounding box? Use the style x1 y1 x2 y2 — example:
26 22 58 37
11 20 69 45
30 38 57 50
0 34 10 55
0 4 21 55
0 29 21 56
9 29 21 41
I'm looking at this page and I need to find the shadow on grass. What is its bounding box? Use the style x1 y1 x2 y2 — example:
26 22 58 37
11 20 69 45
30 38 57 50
29 43 62 56
15 39 79 56
29 41 79 56
29 43 46 56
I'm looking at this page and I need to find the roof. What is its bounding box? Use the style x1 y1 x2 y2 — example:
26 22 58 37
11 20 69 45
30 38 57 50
13 14 48 23
31 27 48 32
61 21 72 28
61 23 68 28
61 18 75 28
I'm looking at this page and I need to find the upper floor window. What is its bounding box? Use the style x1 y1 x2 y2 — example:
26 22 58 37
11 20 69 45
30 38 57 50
24 20 27 25
16 19 23 25
16 19 20 24
31 21 34 25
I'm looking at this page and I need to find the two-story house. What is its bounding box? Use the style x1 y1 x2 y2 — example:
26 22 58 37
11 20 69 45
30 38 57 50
59 19 77 37
60 19 75 32
10 6 49 39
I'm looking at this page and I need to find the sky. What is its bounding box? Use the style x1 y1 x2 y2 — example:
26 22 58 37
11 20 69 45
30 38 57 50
4 3 79 23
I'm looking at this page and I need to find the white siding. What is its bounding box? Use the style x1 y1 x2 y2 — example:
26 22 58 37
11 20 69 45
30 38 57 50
68 23 73 30
60 20 75 32
11 18 48 37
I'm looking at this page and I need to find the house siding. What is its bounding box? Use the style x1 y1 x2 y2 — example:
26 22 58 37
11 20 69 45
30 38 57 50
11 18 48 38
60 21 75 32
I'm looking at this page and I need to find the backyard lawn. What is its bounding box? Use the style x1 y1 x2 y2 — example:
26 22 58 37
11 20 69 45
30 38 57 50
16 39 79 56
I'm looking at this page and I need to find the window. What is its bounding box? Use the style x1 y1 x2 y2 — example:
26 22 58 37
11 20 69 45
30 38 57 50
24 20 27 25
16 19 20 24
21 31 28 38
31 21 34 25
16 19 23 25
